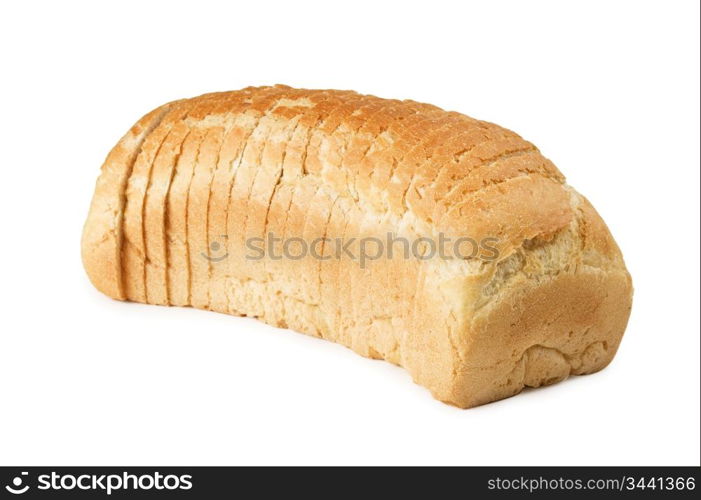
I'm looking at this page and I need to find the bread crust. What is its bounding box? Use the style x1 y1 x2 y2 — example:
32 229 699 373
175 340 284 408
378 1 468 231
82 86 633 407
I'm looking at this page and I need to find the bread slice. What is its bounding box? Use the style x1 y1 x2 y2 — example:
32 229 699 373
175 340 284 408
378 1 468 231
82 102 174 300
83 86 633 407
166 128 207 306
144 121 190 305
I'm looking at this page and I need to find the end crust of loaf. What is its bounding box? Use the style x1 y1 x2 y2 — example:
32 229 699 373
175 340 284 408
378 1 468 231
82 86 632 408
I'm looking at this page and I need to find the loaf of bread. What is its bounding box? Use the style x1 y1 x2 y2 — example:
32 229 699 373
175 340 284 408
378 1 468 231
82 85 632 407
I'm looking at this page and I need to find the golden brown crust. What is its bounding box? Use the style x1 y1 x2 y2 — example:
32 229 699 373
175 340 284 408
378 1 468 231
82 86 633 407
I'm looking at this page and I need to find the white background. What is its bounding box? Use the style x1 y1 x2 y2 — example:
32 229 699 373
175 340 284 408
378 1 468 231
0 0 698 466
